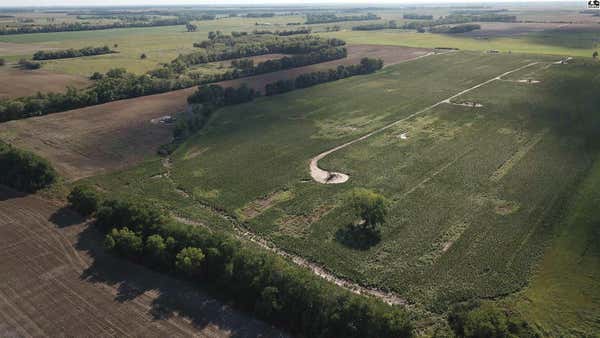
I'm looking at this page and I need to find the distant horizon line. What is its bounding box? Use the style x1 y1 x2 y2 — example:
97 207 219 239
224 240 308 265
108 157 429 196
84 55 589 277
0 0 584 10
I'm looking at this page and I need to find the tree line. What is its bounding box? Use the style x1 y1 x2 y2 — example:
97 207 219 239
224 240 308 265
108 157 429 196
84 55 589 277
430 24 481 34
0 141 57 193
352 20 399 31
0 35 348 123
305 13 380 24
0 18 189 35
403 14 434 20
189 33 345 65
266 57 383 95
66 189 413 338
33 45 115 60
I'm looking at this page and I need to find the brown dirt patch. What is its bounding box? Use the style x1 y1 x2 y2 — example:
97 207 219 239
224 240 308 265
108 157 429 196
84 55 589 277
0 45 429 181
0 186 284 337
0 65 91 99
238 190 293 220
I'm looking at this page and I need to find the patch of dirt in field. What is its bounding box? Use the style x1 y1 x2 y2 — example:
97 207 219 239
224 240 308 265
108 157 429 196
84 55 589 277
239 190 293 220
0 65 91 99
184 146 210 160
0 45 429 180
0 186 284 337
0 42 57 56
418 222 470 266
490 129 549 183
493 199 520 216
277 205 333 238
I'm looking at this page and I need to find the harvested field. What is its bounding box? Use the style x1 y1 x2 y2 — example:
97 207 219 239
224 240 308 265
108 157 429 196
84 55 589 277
0 45 430 180
0 65 91 99
0 41 56 56
0 186 285 337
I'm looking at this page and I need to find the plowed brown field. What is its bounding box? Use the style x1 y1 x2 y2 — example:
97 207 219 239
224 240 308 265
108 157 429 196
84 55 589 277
0 186 285 337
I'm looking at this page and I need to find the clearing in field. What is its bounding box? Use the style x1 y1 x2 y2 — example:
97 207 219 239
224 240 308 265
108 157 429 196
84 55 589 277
0 64 91 99
0 186 283 337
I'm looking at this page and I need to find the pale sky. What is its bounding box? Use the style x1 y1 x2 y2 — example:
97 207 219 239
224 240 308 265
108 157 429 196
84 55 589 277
0 0 581 8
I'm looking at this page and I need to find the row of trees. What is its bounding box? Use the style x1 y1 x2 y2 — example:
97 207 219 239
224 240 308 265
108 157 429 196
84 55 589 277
0 18 189 35
251 28 312 36
430 24 481 34
0 142 57 193
403 14 434 20
352 20 399 31
189 34 346 65
0 37 348 123
305 13 380 24
33 45 114 60
66 191 413 338
265 57 383 96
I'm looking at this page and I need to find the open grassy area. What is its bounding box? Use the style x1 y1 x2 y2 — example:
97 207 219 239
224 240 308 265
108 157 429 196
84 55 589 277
0 15 304 75
320 27 600 58
84 52 592 315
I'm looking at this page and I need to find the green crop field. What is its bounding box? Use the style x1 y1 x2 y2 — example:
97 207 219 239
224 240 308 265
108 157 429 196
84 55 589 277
320 28 600 58
4 5 600 335
83 51 600 320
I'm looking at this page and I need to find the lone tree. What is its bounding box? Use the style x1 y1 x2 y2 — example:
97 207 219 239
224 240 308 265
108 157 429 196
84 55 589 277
346 188 389 229
140 53 147 59
594 51 598 59
338 188 389 248
186 22 198 32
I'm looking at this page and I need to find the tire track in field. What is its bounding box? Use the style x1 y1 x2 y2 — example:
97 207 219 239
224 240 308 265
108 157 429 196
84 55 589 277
309 61 543 184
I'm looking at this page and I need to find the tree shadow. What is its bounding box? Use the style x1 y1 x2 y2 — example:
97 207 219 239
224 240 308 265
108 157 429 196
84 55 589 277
75 225 286 338
0 185 28 201
49 206 82 228
334 225 381 250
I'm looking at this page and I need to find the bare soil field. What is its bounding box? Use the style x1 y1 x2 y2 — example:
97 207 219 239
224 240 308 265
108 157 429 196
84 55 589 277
0 65 91 99
0 186 285 337
0 42 56 56
0 45 430 180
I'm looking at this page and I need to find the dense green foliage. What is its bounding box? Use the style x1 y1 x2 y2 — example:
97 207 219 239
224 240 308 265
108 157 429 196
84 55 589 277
68 185 101 217
189 33 345 65
403 14 434 20
305 13 380 24
0 142 57 193
448 301 539 338
265 57 383 95
430 24 481 34
93 197 413 337
33 46 114 60
0 18 188 35
352 21 399 31
18 59 40 69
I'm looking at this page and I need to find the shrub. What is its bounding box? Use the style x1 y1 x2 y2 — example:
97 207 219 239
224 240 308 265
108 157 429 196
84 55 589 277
448 301 540 338
0 143 57 192
176 247 205 276
0 58 4 66
67 185 100 217
140 53 147 59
